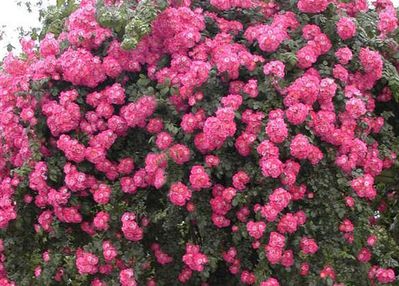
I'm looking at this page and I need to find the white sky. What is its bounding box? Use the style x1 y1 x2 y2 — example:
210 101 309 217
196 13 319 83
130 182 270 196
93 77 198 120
0 0 53 58
0 0 398 59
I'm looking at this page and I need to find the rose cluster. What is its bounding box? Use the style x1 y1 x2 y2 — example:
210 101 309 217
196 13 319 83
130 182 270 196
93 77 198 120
0 0 398 285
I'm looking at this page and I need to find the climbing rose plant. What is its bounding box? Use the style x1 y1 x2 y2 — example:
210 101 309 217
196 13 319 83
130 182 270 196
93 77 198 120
1 0 399 285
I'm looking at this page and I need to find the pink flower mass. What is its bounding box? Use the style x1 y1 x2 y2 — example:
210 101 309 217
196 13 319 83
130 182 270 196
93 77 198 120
0 0 398 285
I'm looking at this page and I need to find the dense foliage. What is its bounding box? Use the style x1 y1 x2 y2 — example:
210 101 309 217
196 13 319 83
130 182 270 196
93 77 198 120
1 0 399 285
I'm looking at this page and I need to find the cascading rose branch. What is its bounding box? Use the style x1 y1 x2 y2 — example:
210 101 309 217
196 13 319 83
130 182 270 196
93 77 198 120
0 0 398 285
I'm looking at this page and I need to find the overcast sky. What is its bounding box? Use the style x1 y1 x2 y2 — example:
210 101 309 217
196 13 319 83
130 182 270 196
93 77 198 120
0 0 53 58
0 0 398 59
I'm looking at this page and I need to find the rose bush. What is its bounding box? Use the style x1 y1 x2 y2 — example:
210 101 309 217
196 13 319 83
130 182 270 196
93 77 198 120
1 0 399 285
